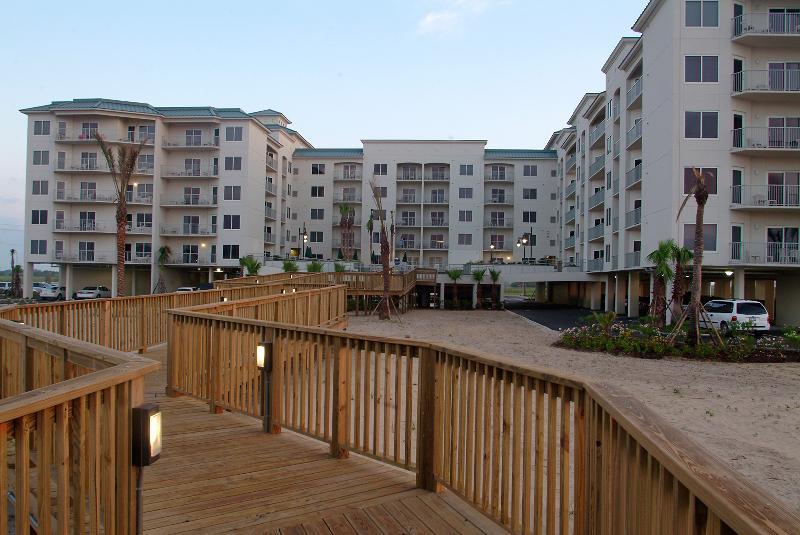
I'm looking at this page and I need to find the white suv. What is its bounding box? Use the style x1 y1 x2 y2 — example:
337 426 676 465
702 299 770 334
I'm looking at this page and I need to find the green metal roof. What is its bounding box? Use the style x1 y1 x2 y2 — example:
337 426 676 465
293 148 363 159
251 109 283 116
484 149 557 160
21 98 162 115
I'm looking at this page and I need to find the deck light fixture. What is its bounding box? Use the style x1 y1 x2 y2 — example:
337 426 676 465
724 270 734 277
215 267 223 273
516 240 521 248
281 289 286 294
132 403 162 466
221 297 228 302
292 288 297 293
256 341 275 433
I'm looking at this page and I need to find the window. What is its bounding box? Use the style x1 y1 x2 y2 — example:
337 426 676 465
311 163 326 175
80 152 97 170
523 188 537 200
459 164 473 176
373 186 387 198
459 187 473 199
458 233 473 245
523 211 537 223
490 188 506 203
430 166 447 180
491 165 506 180
551 169 557 177
523 165 537 176
683 224 717 251
136 213 152 228
400 211 416 225
223 215 241 229
685 56 718 83
30 240 46 255
137 154 154 171
184 158 201 175
225 126 243 141
373 163 387 175
222 244 240 259
683 167 718 194
372 232 380 244
224 186 242 200
32 180 48 195
185 129 201 146
138 125 155 143
310 208 324 220
310 231 323 243
224 157 242 170
685 111 718 139
399 165 417 179
311 186 325 197
33 120 50 136
31 209 47 224
490 234 505 249
686 1 718 27
135 242 152 258
33 150 49 165
458 210 472 222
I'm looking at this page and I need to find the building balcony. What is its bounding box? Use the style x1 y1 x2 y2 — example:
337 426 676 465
160 225 216 237
565 208 576 224
266 156 278 172
162 136 219 150
613 177 620 196
160 196 217 208
626 77 643 109
426 195 449 204
486 172 514 182
589 155 605 179
164 255 216 266
52 251 117 263
612 102 620 123
730 242 800 265
587 258 604 272
424 241 448 250
54 161 111 174
396 240 418 249
612 216 619 233
732 70 800 101
55 128 155 146
589 120 606 149
332 238 362 249
54 189 117 204
486 197 513 205
265 208 277 220
397 195 419 204
425 219 448 227
397 219 418 227
334 172 362 181
626 122 642 149
424 173 450 182
264 232 276 244
731 185 800 209
625 164 643 189
566 154 577 173
588 224 604 242
333 193 362 203
484 219 513 229
265 182 278 196
732 127 800 155
125 252 152 264
613 139 620 159
564 235 575 249
624 251 641 268
53 220 115 234
161 166 219 179
732 13 800 46
396 174 422 182
612 255 618 269
625 207 642 229
588 189 605 210
565 181 576 199
332 217 362 227
484 242 510 252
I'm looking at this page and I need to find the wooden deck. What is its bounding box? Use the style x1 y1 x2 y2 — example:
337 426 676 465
142 345 502 534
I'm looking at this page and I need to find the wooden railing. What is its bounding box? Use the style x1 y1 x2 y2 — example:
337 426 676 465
0 319 158 533
165 311 800 534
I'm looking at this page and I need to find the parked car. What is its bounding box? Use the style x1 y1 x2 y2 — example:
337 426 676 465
39 284 67 301
75 286 112 300
175 286 199 293
0 282 11 294
32 282 49 297
701 299 770 334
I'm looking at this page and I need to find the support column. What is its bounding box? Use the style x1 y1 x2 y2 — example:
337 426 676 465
535 282 547 303
590 281 602 310
764 279 776 320
615 275 626 315
605 276 614 312
132 269 137 296
111 266 118 297
65 264 74 300
208 268 215 284
733 268 745 299
23 262 34 298
499 283 505 303
472 283 478 309
439 282 445 309
627 271 640 318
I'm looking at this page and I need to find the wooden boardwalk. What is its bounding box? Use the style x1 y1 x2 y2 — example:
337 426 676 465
142 345 503 534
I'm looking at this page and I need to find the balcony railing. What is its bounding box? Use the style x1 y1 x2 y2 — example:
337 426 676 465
612 102 620 122
625 164 643 188
588 224 604 241
487 196 512 205
333 193 361 203
332 238 362 248
626 77 643 107
564 236 575 249
565 181 576 198
613 139 620 158
160 224 216 236
625 207 642 229
566 154 577 172
626 122 643 148
612 255 618 269
625 251 641 268
486 172 514 182
398 219 418 226
165 255 216 265
589 120 606 147
398 195 418 203
588 189 605 209
426 219 448 227
730 242 800 264
55 189 116 203
732 12 800 39
161 165 219 178
55 161 112 173
125 252 152 264
731 184 800 207
264 232 275 244
55 128 155 145
397 174 421 181
396 240 418 249
565 208 576 223
54 251 117 263
265 207 277 220
484 219 513 228
424 173 450 181
427 195 448 203
732 127 800 151
589 155 605 179
161 196 217 207
334 172 362 181
612 216 619 232
613 177 620 195
162 136 219 149
332 217 362 227
53 220 115 233
425 241 448 250
587 258 604 272
732 69 800 95
266 156 278 171
266 182 277 195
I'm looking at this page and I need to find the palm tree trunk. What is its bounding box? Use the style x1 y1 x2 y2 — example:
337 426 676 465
380 229 390 319
115 203 127 297
687 203 706 345
671 264 684 322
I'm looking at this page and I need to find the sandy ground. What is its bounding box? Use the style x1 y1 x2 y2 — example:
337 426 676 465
343 309 800 513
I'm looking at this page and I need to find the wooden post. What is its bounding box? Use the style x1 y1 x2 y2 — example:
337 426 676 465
330 337 349 458
99 300 111 348
209 321 223 414
269 329 282 434
22 336 34 392
416 346 442 492
165 312 180 398
138 302 146 353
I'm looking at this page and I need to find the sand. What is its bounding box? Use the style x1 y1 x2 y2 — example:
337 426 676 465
343 309 800 513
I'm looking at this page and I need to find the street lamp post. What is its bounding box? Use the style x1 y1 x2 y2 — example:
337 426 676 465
489 243 495 263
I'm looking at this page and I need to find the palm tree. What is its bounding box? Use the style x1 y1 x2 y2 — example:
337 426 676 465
646 240 675 328
239 256 262 276
446 268 463 308
283 259 299 273
676 167 711 345
307 260 324 273
472 268 486 309
95 133 148 296
153 246 171 293
488 268 501 309
670 244 693 323
338 204 355 260
369 180 392 319
366 213 375 263
9 249 21 298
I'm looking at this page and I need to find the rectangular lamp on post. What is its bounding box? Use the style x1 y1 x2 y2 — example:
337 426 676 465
221 296 228 302
132 403 161 535
257 341 277 433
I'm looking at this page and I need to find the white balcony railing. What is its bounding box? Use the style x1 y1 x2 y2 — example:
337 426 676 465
626 77 643 107
398 195 418 203
730 242 800 264
566 154 577 172
732 12 800 39
613 139 620 158
53 220 115 233
589 120 606 147
55 128 155 145
588 224 604 241
264 232 276 244
612 216 619 232
587 258 604 272
588 189 605 209
161 165 219 178
160 225 216 236
732 69 800 95
625 251 641 268
484 219 513 228
732 127 800 151
625 164 643 188
161 196 217 207
625 207 642 228
731 184 800 207
396 240 418 249
626 122 643 147
162 136 219 149
265 208 277 220
333 193 361 203
589 155 605 178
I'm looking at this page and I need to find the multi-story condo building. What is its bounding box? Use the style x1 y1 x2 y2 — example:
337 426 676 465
549 0 800 323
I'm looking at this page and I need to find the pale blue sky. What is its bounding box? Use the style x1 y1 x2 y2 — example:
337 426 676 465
0 0 647 265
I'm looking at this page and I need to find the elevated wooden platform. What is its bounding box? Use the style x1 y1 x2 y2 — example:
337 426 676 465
143 345 501 534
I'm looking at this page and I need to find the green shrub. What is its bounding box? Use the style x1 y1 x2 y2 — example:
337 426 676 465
283 260 299 273
334 262 346 273
307 260 324 273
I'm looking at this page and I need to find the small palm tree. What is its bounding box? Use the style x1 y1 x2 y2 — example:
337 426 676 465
472 268 486 309
366 214 375 262
334 262 346 273
670 244 693 322
152 246 171 293
488 269 501 309
646 240 675 328
283 259 299 273
338 204 356 260
307 260 324 273
446 269 464 309
239 256 262 276
9 249 21 298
